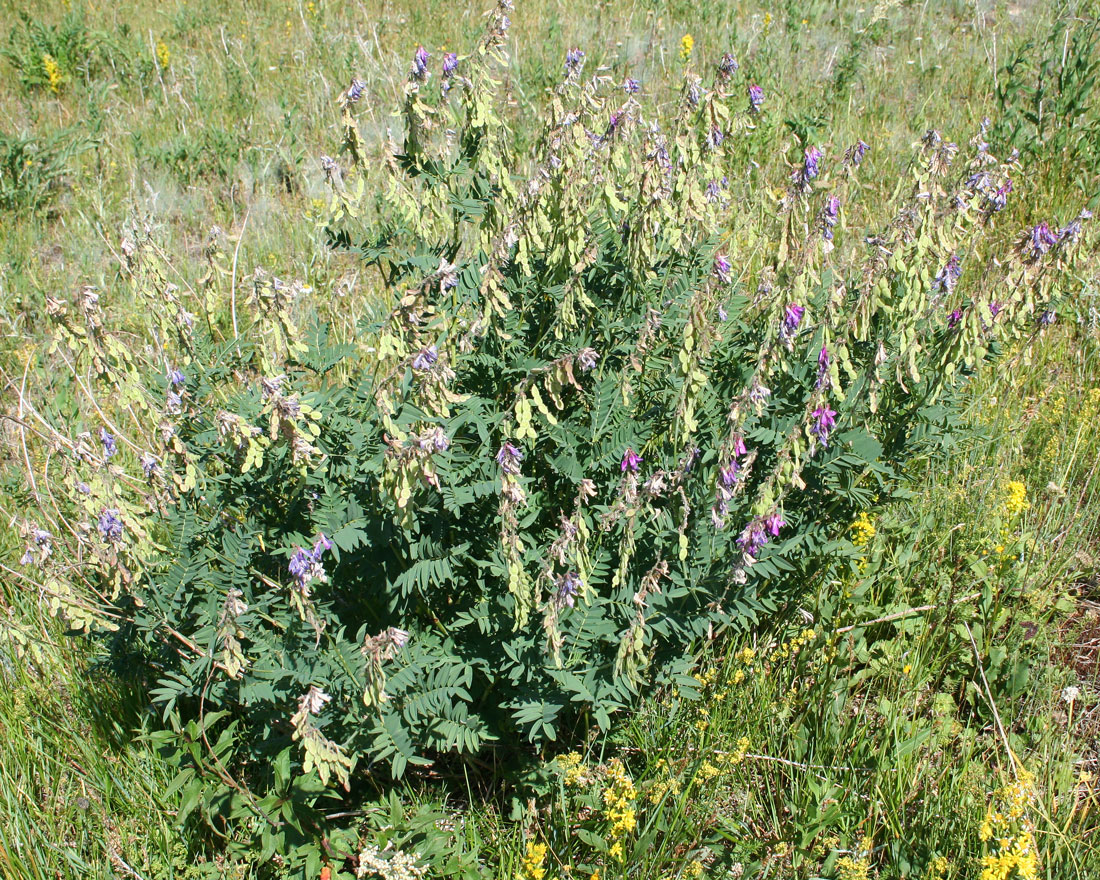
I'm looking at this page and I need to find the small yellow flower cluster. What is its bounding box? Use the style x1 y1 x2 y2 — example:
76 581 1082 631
557 751 590 787
835 855 871 880
517 841 547 880
772 629 816 662
647 774 681 804
736 646 756 665
686 861 705 878
851 512 876 547
680 34 694 61
1003 481 1029 517
42 53 63 93
978 769 1040 880
601 759 637 861
155 39 171 69
929 854 950 876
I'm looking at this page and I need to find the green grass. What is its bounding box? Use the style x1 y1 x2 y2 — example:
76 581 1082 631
2 0 1099 876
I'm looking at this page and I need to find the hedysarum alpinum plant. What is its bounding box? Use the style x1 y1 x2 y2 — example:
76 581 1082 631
16 0 1093 850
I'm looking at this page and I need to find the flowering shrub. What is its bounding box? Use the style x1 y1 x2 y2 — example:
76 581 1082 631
17 0 1093 862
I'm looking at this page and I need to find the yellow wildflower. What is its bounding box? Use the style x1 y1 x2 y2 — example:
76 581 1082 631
42 53 64 93
929 855 949 876
1004 481 1029 517
836 856 871 880
557 751 588 786
518 841 547 880
155 39 171 69
851 512 876 547
601 759 637 859
736 646 755 665
679 34 694 61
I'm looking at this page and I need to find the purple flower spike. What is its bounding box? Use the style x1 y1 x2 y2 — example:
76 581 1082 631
846 140 870 167
412 345 439 371
731 434 747 458
714 254 732 283
168 368 186 387
623 77 640 94
140 451 159 479
497 442 524 474
556 571 582 608
816 346 831 390
811 406 837 446
737 517 769 558
718 53 739 78
935 254 962 297
621 447 643 474
100 428 118 459
719 463 739 487
804 146 822 179
821 194 840 241
748 83 764 113
411 46 430 81
947 308 963 329
1023 222 1059 261
346 78 366 102
781 303 805 344
98 508 124 541
442 52 458 77
564 48 585 77
764 510 785 537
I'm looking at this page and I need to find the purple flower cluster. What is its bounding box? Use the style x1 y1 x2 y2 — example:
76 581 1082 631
100 427 117 459
717 53 739 78
411 46 430 81
737 509 785 558
346 78 366 103
288 534 332 592
820 194 840 241
811 406 837 447
816 346 831 390
577 347 599 371
711 435 749 528
1024 222 1060 261
168 367 186 387
564 48 585 78
713 254 732 284
623 77 641 95
845 139 870 167
747 83 764 114
621 447 643 474
934 254 962 297
417 427 450 453
707 126 725 150
780 303 805 346
98 508 124 541
140 451 159 479
441 52 458 94
555 571 582 608
412 345 439 371
947 308 963 329
496 442 523 475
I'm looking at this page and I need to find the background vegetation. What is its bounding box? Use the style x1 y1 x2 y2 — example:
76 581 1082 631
1 0 1098 878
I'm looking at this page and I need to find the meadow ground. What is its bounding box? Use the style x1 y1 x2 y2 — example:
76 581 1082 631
1 0 1099 877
